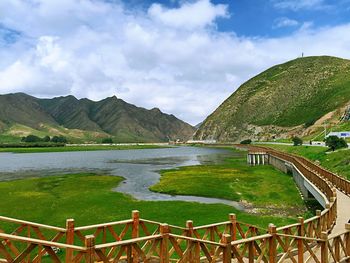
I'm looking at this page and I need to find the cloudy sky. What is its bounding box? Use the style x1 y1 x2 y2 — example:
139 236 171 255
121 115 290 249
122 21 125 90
1 0 350 125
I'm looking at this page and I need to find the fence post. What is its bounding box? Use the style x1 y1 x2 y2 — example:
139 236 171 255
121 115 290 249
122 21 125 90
221 234 232 263
186 220 194 262
321 231 329 263
65 219 75 263
315 210 321 237
268 224 277 263
229 213 237 241
132 210 140 238
330 196 336 225
85 235 95 263
325 204 331 230
131 210 140 263
346 224 350 259
297 217 304 263
160 224 169 263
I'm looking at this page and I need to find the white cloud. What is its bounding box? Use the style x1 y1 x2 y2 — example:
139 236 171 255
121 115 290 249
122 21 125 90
148 0 228 29
0 0 350 125
272 0 330 11
273 17 300 28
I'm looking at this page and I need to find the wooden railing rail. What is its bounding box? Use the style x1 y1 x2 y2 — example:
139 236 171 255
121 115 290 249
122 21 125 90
0 216 66 233
0 233 85 250
74 219 133 231
246 144 350 196
140 219 187 231
0 232 86 263
94 234 163 249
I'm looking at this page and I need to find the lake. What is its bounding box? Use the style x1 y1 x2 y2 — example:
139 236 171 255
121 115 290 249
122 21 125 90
0 146 244 209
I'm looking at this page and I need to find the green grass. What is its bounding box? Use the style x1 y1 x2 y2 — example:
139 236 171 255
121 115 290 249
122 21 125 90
0 135 21 143
0 144 168 153
0 173 296 231
260 144 350 180
253 57 350 127
151 149 305 210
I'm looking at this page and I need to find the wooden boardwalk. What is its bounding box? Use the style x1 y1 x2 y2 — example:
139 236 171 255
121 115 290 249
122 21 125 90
331 189 350 236
0 145 349 262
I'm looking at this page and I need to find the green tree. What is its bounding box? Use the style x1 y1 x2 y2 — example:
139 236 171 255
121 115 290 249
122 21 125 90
43 135 51 142
102 138 113 144
22 135 42 143
51 136 67 144
325 136 348 151
292 136 303 146
240 139 252 145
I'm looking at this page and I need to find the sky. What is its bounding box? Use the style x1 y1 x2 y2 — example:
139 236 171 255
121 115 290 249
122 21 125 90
1 0 350 125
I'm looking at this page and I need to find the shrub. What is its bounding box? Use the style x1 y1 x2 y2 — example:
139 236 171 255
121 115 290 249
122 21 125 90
240 139 252 145
21 135 42 143
43 135 51 142
51 136 67 144
292 136 303 146
102 138 113 144
325 136 348 151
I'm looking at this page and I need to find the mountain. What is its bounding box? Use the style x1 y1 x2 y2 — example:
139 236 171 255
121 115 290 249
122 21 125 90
194 56 350 142
194 122 203 129
0 93 195 143
0 93 57 128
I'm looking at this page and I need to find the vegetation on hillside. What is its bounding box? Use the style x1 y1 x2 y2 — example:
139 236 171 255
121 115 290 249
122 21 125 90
21 134 67 143
195 56 350 142
262 144 350 180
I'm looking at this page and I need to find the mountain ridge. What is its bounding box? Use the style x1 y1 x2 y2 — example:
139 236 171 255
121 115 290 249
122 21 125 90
194 56 350 142
0 93 195 143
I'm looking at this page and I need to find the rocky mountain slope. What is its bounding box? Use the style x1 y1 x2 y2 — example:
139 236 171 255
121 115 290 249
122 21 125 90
0 93 195 143
194 56 350 142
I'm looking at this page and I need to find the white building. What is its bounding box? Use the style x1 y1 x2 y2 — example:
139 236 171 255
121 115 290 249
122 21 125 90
186 140 217 144
326 131 350 138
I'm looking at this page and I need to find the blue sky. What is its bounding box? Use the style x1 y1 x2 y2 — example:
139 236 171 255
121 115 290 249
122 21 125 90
1 0 350 124
124 0 350 37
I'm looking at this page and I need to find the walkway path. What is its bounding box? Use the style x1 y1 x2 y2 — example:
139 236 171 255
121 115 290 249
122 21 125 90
331 189 350 236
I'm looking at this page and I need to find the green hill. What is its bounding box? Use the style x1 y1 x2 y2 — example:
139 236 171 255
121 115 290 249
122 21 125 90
0 93 195 143
194 56 350 142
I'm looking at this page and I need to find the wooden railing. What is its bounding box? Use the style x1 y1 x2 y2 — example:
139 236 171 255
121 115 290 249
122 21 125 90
0 145 349 262
247 145 350 196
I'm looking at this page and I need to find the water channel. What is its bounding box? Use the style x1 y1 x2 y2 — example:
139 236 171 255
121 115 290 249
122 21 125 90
0 146 245 210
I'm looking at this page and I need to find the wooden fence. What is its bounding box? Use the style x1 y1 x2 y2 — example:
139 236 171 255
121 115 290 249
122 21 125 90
0 146 349 262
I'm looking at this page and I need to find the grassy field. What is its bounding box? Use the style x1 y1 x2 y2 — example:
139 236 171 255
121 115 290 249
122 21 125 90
150 149 305 212
0 144 168 153
0 173 297 231
261 144 350 180
0 134 21 143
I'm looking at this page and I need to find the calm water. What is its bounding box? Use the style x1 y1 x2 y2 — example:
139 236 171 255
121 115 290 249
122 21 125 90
0 146 244 209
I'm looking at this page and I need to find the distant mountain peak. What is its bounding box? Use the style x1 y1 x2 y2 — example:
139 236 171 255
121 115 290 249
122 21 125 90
0 92 195 143
151 107 162 113
106 95 118 100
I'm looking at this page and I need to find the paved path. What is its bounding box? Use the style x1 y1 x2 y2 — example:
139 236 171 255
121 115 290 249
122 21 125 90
330 189 350 236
